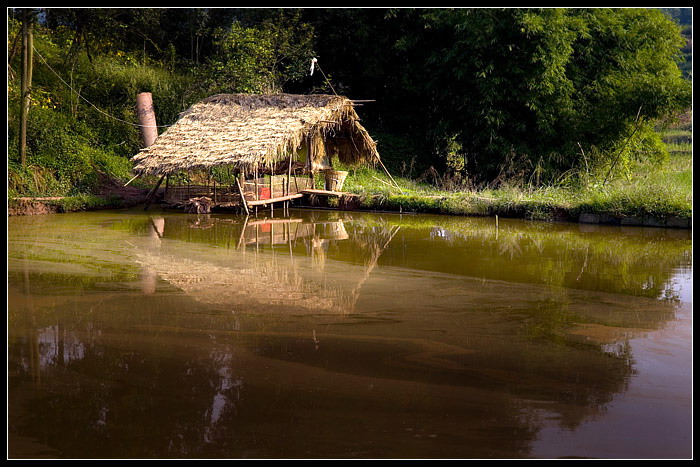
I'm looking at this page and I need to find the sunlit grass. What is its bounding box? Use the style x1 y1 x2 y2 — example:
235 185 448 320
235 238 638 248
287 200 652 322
339 140 692 220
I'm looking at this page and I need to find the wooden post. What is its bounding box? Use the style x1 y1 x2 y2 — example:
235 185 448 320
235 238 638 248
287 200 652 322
144 175 166 211
136 91 160 208
254 166 259 201
269 172 274 216
235 174 249 216
230 174 234 203
136 92 158 148
287 153 293 194
19 9 34 167
308 137 315 189
286 152 293 213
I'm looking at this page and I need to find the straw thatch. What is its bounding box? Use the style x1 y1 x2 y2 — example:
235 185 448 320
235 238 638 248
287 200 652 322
131 93 380 176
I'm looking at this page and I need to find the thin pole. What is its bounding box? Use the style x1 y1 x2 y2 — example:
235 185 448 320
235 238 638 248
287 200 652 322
254 166 259 201
308 137 315 189
124 174 140 186
377 156 402 192
287 154 292 195
235 174 249 216
19 9 33 167
603 105 643 185
144 175 166 211
270 171 274 216
286 152 293 214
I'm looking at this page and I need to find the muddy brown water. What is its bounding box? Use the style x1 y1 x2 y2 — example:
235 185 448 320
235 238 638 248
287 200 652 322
7 209 692 459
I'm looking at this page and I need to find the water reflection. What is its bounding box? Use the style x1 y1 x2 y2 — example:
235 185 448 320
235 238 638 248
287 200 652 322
130 214 402 316
7 210 691 459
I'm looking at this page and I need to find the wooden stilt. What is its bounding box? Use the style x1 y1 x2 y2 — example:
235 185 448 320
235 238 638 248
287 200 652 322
235 175 249 216
286 151 293 214
254 166 259 201
287 154 292 193
144 174 166 211
269 173 274 216
307 136 315 189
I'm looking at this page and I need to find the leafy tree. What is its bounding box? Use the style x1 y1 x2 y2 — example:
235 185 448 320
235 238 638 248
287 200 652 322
303 8 691 185
197 10 315 94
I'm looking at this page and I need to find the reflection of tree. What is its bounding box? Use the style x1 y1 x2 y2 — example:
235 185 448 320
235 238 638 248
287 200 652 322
9 298 245 458
365 214 691 301
8 310 540 458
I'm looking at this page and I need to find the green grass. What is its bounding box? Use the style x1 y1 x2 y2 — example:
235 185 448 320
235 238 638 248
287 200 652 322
336 140 692 222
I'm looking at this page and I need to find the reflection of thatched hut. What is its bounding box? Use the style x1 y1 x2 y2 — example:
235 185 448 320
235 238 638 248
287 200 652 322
131 94 380 211
133 214 398 314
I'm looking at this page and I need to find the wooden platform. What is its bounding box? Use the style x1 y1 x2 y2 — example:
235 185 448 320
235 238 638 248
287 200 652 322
300 189 347 197
246 193 304 207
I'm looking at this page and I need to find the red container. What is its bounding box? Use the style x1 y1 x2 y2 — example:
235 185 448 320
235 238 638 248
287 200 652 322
258 187 271 200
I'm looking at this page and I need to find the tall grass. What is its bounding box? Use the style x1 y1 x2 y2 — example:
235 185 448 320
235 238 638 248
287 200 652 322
338 128 692 221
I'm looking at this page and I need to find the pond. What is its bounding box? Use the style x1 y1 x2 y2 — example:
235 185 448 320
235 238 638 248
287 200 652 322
7 208 692 459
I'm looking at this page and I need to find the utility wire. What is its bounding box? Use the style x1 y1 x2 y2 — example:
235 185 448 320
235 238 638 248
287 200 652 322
32 45 172 129
310 58 403 193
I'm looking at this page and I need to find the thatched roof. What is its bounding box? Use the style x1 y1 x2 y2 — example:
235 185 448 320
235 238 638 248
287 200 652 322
131 93 380 176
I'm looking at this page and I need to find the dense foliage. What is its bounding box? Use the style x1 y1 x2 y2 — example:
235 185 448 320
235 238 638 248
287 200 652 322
7 7 692 197
303 8 692 184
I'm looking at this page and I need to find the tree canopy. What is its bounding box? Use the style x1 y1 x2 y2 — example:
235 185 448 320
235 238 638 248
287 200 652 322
302 8 691 183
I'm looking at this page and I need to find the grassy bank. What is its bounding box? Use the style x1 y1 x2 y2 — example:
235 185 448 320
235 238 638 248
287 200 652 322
332 127 692 224
9 117 690 223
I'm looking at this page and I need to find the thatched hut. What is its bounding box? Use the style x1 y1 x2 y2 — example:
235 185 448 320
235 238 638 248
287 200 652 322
131 93 380 212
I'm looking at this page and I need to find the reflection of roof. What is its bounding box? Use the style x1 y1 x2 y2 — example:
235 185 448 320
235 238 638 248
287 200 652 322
135 216 399 314
135 250 355 314
131 93 380 176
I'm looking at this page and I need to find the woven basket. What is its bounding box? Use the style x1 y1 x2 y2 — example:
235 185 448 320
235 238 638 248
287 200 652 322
324 170 348 191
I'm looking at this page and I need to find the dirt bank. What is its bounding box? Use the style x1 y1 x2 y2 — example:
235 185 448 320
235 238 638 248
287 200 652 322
7 198 61 216
8 173 152 216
